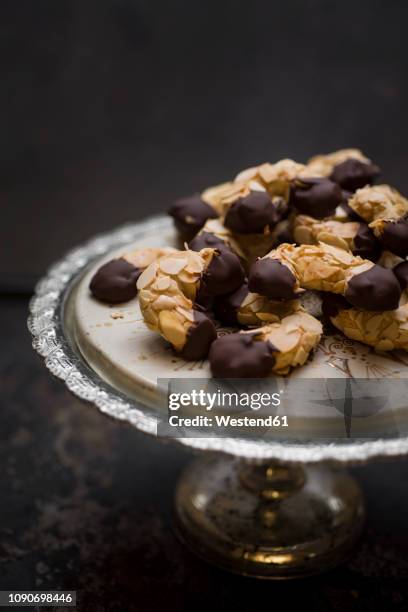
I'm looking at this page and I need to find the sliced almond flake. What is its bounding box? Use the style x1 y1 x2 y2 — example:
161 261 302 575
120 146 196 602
110 311 124 320
177 270 199 284
241 293 259 308
176 306 195 322
317 232 350 251
160 256 188 275
349 262 373 278
249 297 265 312
283 322 300 333
164 276 177 290
302 315 323 334
181 282 197 301
234 166 259 183
138 288 155 302
269 328 301 353
248 180 265 192
155 276 171 291
256 312 280 322
202 181 234 206
158 310 187 349
137 262 158 289
142 307 159 327
204 218 228 234
317 243 355 265
257 163 276 183
125 247 176 269
185 251 206 273
174 294 193 308
152 295 178 311
333 280 345 293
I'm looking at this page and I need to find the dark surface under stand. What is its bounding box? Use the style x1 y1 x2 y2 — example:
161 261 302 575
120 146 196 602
1 296 408 611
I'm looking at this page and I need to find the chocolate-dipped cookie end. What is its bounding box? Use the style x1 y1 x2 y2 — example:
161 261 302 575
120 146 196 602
213 283 249 326
209 333 276 378
189 231 230 253
248 258 297 300
202 250 245 296
353 223 381 261
168 195 218 240
380 217 408 258
393 261 408 290
345 265 401 311
290 177 342 219
180 311 217 360
224 191 283 234
89 258 141 303
330 158 380 191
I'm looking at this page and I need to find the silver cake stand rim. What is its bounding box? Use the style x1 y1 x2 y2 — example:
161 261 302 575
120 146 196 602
28 214 408 464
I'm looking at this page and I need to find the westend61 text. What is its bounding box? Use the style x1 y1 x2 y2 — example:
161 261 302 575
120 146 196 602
168 414 288 428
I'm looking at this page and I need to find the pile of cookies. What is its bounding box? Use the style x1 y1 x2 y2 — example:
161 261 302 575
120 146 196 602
89 148 408 377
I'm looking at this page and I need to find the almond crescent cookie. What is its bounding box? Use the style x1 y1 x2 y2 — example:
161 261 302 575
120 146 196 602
200 188 290 262
213 282 302 327
289 177 343 219
248 242 401 310
349 185 408 257
89 247 176 304
188 218 246 259
209 311 322 377
203 180 288 235
307 148 380 191
323 292 408 351
188 217 285 267
137 248 244 359
292 214 381 261
174 179 288 255
234 158 307 202
169 158 341 246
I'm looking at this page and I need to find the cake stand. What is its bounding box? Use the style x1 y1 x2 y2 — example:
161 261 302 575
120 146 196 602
28 215 408 579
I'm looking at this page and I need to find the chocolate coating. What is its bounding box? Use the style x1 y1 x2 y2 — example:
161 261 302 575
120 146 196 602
180 310 217 361
168 195 218 240
248 258 297 300
201 250 245 296
289 178 342 219
188 231 231 253
322 294 352 319
393 261 408 290
340 190 360 220
193 285 214 312
274 223 293 244
380 217 408 258
330 158 380 191
353 223 381 261
89 258 141 303
209 333 276 378
345 265 401 311
224 191 283 234
213 283 249 326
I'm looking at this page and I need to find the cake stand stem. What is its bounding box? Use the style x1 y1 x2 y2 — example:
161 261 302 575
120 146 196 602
174 455 365 579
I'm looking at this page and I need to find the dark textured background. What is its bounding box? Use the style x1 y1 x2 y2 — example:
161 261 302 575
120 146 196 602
2 0 408 289
2 1 408 610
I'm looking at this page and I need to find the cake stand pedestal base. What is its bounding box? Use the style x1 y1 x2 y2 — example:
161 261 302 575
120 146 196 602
174 455 365 579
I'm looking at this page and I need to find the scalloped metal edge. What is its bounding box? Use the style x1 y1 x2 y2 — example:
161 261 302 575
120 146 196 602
28 214 408 464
